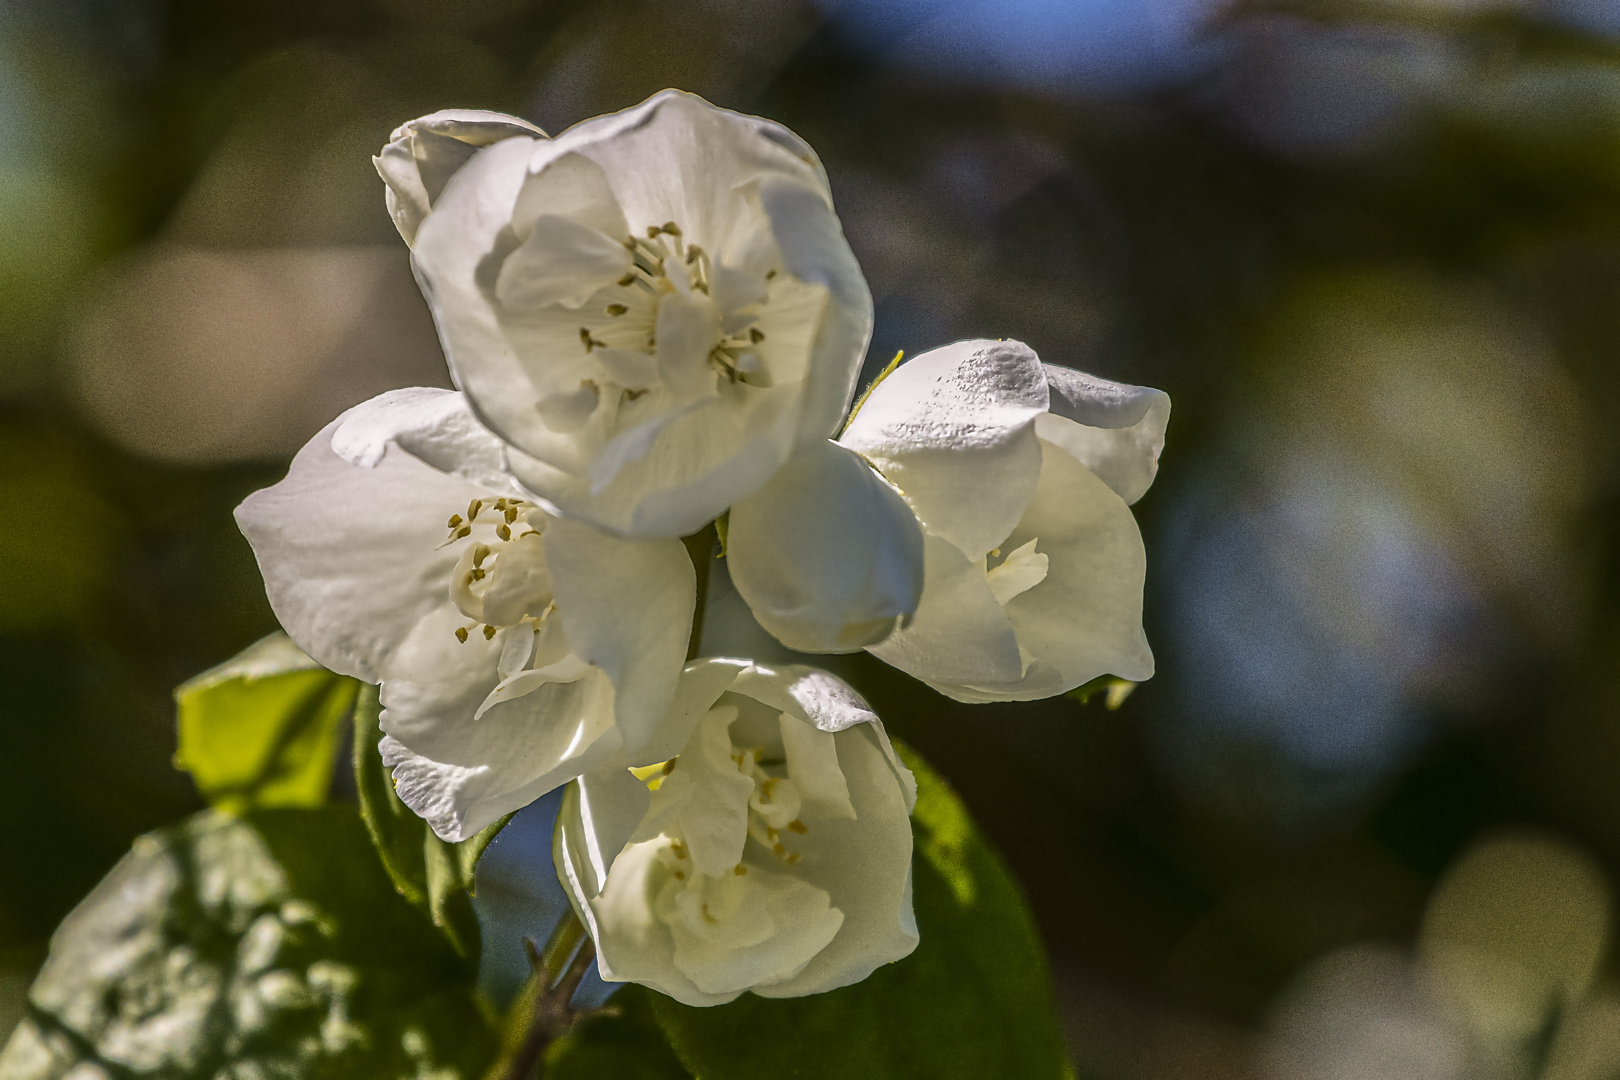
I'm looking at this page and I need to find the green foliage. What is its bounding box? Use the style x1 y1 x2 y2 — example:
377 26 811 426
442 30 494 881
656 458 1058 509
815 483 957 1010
549 740 1074 1080
0 807 497 1080
174 633 359 812
351 684 507 962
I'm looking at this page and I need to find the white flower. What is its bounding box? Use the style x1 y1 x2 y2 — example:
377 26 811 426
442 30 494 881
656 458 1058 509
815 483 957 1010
838 339 1169 702
409 89 872 538
373 109 547 247
234 388 694 841
554 660 918 1006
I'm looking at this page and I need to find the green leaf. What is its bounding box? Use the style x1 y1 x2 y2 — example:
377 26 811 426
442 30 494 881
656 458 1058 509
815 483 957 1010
0 806 498 1079
351 682 508 961
174 633 360 812
552 740 1074 1080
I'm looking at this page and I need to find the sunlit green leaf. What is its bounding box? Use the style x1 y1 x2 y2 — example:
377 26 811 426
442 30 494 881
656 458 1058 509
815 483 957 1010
351 683 507 961
551 740 1074 1080
0 807 497 1079
174 632 358 812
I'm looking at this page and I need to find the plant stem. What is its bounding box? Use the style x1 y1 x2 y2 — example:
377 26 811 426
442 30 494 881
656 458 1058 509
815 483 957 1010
495 912 597 1080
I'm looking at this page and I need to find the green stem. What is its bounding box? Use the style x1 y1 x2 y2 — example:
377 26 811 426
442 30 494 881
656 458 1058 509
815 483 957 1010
495 910 596 1080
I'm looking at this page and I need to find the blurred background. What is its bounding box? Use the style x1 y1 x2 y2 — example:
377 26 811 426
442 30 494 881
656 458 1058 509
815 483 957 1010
3 0 1620 1076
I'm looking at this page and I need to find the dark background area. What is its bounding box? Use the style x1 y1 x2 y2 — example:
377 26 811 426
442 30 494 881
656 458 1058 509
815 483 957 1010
3 1 1620 1075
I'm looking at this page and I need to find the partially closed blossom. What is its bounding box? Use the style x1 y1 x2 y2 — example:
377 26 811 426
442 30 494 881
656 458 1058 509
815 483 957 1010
235 388 694 841
839 339 1168 702
410 90 872 538
725 439 924 653
373 110 547 247
554 660 917 1006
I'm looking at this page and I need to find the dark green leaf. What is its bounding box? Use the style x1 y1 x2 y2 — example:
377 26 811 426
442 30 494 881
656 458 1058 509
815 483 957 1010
586 740 1073 1080
351 682 508 961
174 633 359 812
0 807 497 1079
1064 674 1136 710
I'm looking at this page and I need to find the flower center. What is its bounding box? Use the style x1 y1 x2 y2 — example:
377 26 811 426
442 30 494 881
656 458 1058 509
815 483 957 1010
539 221 779 432
441 497 555 641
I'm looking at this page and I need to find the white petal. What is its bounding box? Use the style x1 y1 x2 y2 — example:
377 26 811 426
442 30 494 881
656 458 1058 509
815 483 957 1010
329 386 516 493
672 873 843 996
510 149 629 240
634 658 750 766
570 763 652 894
840 338 1048 561
652 287 723 404
1039 362 1170 504
754 723 917 997
634 705 754 877
496 215 633 311
542 518 694 755
865 532 1024 689
753 174 872 445
967 436 1153 698
779 714 855 820
727 441 924 653
234 399 493 683
375 109 545 246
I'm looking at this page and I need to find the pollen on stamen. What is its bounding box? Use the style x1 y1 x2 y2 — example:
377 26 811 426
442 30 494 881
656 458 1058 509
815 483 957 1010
451 525 472 541
772 843 786 857
787 820 808 834
496 523 511 541
617 272 636 287
482 625 497 641
446 514 463 529
749 327 765 343
467 499 483 521
733 864 747 876
785 853 801 864
605 303 628 316
504 506 518 524
455 627 469 643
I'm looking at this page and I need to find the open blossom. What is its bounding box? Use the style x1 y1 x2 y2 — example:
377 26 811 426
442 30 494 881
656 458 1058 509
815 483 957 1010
409 89 872 538
838 339 1169 702
373 109 547 247
234 388 694 841
554 660 917 1006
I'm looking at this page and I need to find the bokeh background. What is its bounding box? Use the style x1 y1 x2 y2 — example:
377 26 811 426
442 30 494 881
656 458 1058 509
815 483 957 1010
4 0 1620 1076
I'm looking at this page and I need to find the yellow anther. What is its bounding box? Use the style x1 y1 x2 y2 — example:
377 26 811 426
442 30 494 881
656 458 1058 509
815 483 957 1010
661 221 680 236
686 244 703 264
749 327 765 343
617 272 636 287
472 544 491 568
452 525 472 540
496 523 511 542
733 864 746 876
786 853 801 864
455 627 469 643
662 758 677 775
772 843 786 856
606 303 628 316
766 827 779 842
670 841 687 859
765 268 777 280
469 567 486 582
504 506 518 524
787 820 808 834
447 514 463 529
467 499 483 521
482 624 497 641
673 870 685 881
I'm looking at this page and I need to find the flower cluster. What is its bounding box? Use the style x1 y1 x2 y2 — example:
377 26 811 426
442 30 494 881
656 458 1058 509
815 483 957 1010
236 91 1168 1005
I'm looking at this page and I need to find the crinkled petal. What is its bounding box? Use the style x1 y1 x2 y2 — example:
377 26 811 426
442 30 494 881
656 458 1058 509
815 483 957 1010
728 663 881 733
234 396 500 683
865 532 1024 689
727 441 923 653
329 386 517 493
1039 363 1170 504
840 338 1048 561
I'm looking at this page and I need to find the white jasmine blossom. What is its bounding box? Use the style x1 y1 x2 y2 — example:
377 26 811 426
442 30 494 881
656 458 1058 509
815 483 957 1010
409 90 872 538
554 660 917 1006
235 388 694 841
838 339 1168 702
373 110 547 247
